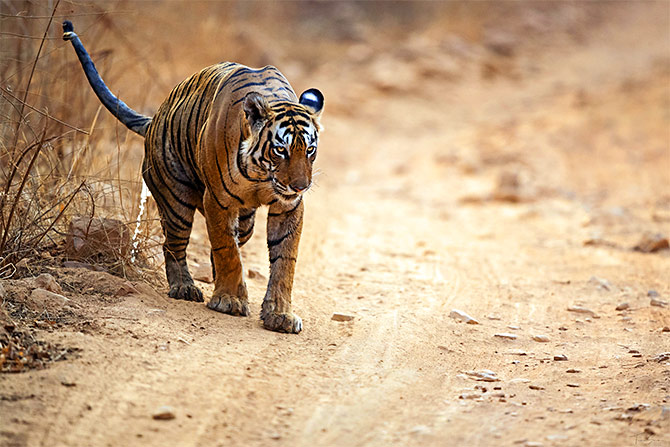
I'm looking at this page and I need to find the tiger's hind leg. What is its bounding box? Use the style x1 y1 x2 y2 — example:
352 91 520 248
145 169 203 302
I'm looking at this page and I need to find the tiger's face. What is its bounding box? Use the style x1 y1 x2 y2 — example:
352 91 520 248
241 89 324 202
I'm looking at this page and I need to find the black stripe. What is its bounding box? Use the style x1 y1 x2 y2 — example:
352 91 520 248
183 91 205 190
258 76 291 86
270 255 296 264
239 210 256 221
158 111 198 190
232 97 245 106
227 67 261 83
165 254 187 262
202 174 230 211
268 198 302 216
215 149 245 205
267 231 291 247
238 226 254 240
221 101 239 185
231 81 269 93
145 175 192 231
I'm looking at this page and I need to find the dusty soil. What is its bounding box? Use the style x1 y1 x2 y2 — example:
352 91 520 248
1 3 669 447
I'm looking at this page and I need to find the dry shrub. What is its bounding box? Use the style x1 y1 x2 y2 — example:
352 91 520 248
0 0 161 280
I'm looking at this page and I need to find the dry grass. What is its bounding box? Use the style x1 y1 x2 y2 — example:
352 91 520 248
0 0 161 280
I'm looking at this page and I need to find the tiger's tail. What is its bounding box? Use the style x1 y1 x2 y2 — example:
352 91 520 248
62 21 152 137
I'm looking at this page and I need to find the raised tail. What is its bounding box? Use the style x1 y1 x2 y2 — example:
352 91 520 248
62 21 151 137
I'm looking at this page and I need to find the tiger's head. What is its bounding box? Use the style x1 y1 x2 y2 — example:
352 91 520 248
240 89 324 202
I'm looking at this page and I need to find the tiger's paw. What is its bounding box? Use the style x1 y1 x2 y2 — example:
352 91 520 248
207 294 250 317
261 311 303 334
168 284 203 302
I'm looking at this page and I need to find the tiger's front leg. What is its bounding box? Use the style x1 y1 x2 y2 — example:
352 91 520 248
203 191 250 317
261 199 304 334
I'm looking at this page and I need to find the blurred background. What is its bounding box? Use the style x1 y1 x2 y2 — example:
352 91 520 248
0 0 668 275
1 3 669 444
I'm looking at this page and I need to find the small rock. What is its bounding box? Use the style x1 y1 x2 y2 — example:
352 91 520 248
115 282 138 296
566 369 581 373
583 237 619 248
409 425 432 435
627 403 650 412
247 268 267 280
63 260 106 272
65 216 131 261
588 276 612 291
633 232 669 253
492 171 523 202
650 297 667 307
192 264 213 283
464 369 500 382
566 383 580 388
507 325 521 330
554 354 568 361
532 335 550 343
615 302 629 311
0 282 5 300
648 290 660 298
487 314 502 320
567 305 598 317
652 352 670 362
31 273 63 294
331 313 354 322
459 392 483 400
484 30 517 57
509 378 531 384
494 333 518 340
662 327 670 333
60 378 76 387
28 288 70 311
152 406 176 420
615 412 633 421
529 384 545 390
449 309 479 324
507 349 527 356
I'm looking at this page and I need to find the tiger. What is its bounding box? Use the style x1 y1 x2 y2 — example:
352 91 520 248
62 20 323 334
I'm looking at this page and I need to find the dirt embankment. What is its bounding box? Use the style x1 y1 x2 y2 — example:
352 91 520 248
1 3 669 447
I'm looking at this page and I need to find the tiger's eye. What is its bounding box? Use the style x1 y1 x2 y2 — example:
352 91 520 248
272 145 287 158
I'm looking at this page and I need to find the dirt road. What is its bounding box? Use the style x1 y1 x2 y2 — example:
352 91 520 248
1 3 669 447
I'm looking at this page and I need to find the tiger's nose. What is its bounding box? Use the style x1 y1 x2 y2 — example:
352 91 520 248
290 181 309 193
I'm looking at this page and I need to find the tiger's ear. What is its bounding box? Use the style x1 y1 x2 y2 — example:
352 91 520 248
243 92 273 135
299 89 324 117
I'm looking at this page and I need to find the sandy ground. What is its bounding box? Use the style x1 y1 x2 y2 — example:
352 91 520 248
1 4 669 447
